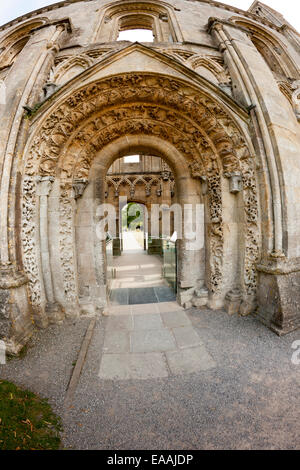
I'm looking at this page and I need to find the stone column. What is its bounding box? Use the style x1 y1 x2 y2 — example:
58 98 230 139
0 264 33 355
209 19 300 332
174 173 205 308
0 22 70 350
257 256 300 335
37 176 64 324
209 20 281 255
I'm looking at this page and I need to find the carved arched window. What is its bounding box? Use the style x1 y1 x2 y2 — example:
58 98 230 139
0 19 46 71
117 14 155 41
95 1 183 43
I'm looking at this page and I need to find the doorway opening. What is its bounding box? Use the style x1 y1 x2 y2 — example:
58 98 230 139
105 154 177 306
121 202 146 252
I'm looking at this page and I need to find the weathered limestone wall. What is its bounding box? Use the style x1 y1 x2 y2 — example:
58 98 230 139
0 0 300 352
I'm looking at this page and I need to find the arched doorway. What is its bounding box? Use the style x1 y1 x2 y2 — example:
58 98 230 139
121 202 146 252
21 72 259 324
104 153 179 306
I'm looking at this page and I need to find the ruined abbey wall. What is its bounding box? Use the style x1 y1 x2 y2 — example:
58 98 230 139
0 0 300 353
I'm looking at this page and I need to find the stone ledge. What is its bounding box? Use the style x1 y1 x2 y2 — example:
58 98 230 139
0 265 29 289
257 256 300 275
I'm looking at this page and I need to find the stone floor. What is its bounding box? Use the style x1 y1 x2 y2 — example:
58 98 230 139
100 303 216 380
110 232 168 289
0 237 299 450
110 231 176 304
0 308 299 450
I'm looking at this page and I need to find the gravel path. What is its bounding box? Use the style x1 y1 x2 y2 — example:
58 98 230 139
0 309 299 450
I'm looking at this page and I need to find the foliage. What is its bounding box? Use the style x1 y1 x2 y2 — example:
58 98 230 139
122 203 143 230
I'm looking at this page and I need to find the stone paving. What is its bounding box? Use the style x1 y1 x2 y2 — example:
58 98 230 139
1 308 299 450
100 303 216 380
0 238 298 450
110 232 167 289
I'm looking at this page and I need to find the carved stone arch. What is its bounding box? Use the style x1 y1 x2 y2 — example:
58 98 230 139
187 55 231 85
22 72 259 319
230 17 300 79
25 74 249 179
277 80 294 105
53 55 94 86
155 48 196 63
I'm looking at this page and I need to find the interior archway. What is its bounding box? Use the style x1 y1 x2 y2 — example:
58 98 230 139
104 153 178 306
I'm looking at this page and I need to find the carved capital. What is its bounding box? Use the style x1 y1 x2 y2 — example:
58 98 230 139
208 17 224 34
161 170 171 181
73 179 89 200
0 263 28 289
199 175 208 196
36 176 54 197
224 172 243 194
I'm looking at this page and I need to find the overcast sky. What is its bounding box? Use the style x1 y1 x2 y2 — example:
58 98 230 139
0 0 299 33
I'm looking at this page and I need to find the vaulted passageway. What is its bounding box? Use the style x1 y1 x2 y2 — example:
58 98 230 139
105 154 178 307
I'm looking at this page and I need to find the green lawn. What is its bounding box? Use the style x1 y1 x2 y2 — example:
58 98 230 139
0 380 62 450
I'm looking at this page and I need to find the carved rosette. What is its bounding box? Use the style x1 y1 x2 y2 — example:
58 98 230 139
59 181 78 305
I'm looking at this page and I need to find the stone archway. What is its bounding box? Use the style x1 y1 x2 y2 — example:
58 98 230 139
21 72 260 325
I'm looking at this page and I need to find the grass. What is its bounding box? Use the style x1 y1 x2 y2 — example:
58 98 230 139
0 380 62 450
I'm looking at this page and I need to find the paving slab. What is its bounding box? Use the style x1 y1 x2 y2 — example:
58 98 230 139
161 310 192 328
107 305 132 316
129 287 158 304
172 326 203 349
158 302 184 313
130 328 177 353
102 330 130 354
110 288 129 306
106 315 133 331
133 314 164 331
154 286 176 302
166 346 217 375
98 353 169 380
131 303 160 314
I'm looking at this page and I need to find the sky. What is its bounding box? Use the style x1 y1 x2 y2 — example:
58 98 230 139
0 0 299 34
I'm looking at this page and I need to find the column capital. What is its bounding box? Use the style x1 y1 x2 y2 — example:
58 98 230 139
0 263 28 289
36 176 54 196
73 179 89 200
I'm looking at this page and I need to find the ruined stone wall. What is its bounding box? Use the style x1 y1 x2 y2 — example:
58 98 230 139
0 0 300 353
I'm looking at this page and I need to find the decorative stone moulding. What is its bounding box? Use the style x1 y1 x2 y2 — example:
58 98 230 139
0 263 29 290
291 81 300 121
